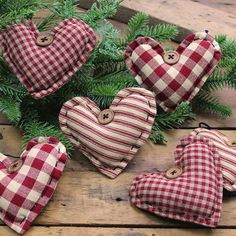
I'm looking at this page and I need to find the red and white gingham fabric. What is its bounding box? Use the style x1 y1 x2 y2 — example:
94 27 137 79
0 18 96 99
0 136 67 234
59 88 156 178
190 128 236 192
130 135 223 227
125 32 221 112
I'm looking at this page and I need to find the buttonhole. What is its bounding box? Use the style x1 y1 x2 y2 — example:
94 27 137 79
20 217 26 224
49 178 53 185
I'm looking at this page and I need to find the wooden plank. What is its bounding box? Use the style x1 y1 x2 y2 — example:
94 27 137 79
79 0 236 41
1 227 236 236
1 125 236 227
196 0 236 16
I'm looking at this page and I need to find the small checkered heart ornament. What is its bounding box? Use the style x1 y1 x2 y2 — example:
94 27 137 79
130 135 223 227
125 32 221 112
59 88 156 178
190 128 236 192
0 137 67 234
0 18 96 99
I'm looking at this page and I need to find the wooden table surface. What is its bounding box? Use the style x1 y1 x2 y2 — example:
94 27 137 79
1 1 236 235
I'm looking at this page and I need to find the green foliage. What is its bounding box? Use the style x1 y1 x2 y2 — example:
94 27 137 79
193 91 232 117
48 0 83 20
0 0 48 30
150 102 195 143
0 0 236 153
118 12 178 48
84 0 123 28
0 96 21 124
23 121 73 155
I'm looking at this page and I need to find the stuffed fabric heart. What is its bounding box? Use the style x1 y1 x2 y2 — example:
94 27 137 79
125 32 221 112
0 18 96 99
130 135 223 227
190 128 236 192
0 136 67 234
59 88 156 178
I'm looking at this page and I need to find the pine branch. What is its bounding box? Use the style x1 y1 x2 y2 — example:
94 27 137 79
118 12 178 48
0 0 49 30
48 0 84 20
193 91 232 117
142 24 178 41
149 127 167 144
118 12 149 47
216 35 236 69
0 96 21 124
149 102 194 144
36 13 59 32
22 121 74 156
203 67 236 92
84 0 123 29
155 102 195 130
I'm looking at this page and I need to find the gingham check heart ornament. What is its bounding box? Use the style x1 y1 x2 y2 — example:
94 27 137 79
190 128 236 192
130 135 223 227
0 18 96 99
0 137 67 234
59 88 156 178
125 32 221 112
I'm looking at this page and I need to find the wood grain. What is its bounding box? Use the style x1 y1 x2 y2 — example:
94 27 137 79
1 227 236 236
79 0 236 41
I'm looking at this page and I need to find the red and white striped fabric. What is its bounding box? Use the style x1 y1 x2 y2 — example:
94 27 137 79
190 128 236 192
0 137 67 234
0 18 96 99
125 32 221 112
130 135 223 227
59 88 156 178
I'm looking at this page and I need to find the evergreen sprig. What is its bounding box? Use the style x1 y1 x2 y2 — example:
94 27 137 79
23 121 73 155
0 0 48 30
193 91 232 117
150 102 194 144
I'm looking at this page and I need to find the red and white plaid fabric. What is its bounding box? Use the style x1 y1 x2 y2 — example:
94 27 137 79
130 135 223 227
0 136 67 234
0 18 96 99
190 128 236 192
125 32 221 112
59 88 156 178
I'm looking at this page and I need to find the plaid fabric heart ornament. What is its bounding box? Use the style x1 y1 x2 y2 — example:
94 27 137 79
125 32 221 112
59 88 156 178
0 18 96 99
190 128 236 192
130 135 223 227
0 137 67 234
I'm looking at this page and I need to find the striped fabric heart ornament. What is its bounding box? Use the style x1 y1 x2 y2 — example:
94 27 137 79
125 32 221 112
0 137 67 234
0 18 96 99
130 135 223 227
59 88 156 178
190 128 236 192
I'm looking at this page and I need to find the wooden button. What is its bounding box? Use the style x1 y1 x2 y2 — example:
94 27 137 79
165 166 183 179
163 51 180 65
7 160 23 174
98 109 114 125
36 33 54 47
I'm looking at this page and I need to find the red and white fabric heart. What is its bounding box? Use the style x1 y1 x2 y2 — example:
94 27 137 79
59 88 156 178
0 18 96 99
130 135 223 227
125 32 221 112
0 137 67 234
190 128 236 192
